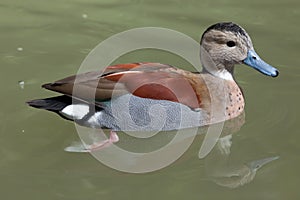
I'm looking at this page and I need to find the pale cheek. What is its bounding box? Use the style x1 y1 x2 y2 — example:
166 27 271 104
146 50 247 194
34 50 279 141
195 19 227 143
228 48 245 62
223 49 238 62
237 46 248 60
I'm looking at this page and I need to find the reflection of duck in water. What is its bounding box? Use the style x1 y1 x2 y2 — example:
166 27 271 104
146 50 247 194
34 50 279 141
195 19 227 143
207 156 279 189
194 114 279 189
200 114 277 188
27 22 278 151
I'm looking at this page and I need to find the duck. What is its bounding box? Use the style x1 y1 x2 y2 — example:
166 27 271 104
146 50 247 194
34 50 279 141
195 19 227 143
27 22 279 151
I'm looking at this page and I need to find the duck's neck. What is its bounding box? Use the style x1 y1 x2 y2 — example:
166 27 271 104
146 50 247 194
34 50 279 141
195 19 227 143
200 46 234 81
202 67 234 81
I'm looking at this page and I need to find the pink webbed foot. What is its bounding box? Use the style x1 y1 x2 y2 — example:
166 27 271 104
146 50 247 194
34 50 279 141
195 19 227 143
86 130 119 152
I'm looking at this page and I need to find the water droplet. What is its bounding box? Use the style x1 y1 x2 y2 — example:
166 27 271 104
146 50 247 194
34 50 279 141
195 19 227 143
17 47 23 52
82 14 88 19
18 80 25 89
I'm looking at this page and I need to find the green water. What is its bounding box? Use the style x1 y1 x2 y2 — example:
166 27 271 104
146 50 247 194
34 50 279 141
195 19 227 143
1 0 299 199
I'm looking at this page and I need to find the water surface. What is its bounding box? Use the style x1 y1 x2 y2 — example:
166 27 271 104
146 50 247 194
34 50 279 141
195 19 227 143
1 0 299 199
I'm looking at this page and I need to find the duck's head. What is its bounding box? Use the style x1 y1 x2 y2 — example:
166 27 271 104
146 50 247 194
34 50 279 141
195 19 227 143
200 22 279 80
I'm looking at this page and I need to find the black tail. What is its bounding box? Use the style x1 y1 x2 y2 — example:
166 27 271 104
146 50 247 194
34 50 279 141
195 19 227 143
27 95 72 112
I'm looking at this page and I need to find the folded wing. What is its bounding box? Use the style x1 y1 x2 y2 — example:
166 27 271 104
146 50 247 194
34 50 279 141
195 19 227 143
43 62 206 109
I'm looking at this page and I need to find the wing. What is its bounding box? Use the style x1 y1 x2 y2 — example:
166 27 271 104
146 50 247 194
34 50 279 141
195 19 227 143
42 62 208 109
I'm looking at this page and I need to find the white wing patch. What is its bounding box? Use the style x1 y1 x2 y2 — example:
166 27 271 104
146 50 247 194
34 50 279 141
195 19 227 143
60 104 90 120
86 112 102 128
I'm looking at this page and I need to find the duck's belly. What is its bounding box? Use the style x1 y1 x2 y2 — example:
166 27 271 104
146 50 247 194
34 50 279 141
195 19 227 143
84 94 209 131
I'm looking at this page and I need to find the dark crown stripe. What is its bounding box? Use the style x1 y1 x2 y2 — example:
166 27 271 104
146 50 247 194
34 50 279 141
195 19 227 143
201 22 246 43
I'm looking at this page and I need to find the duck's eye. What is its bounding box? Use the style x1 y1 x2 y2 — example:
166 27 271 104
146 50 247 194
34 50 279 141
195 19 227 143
226 41 236 47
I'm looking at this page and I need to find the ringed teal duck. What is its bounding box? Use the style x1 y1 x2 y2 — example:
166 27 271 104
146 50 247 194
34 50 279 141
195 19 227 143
27 22 278 149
